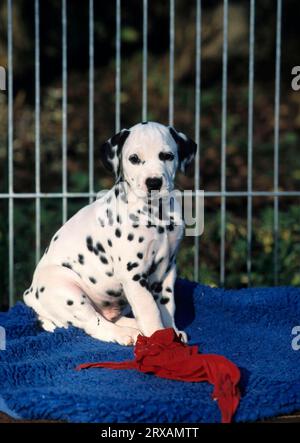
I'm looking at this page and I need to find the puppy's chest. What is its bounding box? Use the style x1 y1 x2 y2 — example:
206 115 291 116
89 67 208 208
145 227 182 281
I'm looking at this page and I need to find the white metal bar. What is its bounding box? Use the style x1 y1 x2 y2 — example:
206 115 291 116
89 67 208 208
247 0 255 286
62 0 68 223
115 0 121 133
1 191 299 199
89 0 94 204
274 0 282 285
194 0 201 282
220 0 228 286
35 0 41 264
142 0 148 122
169 0 175 126
7 0 14 307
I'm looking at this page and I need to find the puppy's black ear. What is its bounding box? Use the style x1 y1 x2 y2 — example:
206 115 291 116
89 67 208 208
169 126 197 173
100 129 130 177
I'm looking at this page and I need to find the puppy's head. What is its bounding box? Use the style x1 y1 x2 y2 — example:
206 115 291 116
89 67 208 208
100 122 197 197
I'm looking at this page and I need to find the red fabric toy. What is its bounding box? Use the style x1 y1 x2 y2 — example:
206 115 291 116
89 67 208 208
76 328 241 423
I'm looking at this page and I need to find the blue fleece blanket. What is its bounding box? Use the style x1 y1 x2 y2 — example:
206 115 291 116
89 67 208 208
0 279 300 423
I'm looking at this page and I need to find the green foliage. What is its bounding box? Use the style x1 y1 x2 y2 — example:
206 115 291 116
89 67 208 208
1 194 298 306
177 204 300 288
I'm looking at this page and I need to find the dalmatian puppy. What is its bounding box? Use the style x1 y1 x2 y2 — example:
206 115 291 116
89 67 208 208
23 122 197 346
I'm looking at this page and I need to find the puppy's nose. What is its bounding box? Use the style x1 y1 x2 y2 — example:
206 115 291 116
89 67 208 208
146 177 163 192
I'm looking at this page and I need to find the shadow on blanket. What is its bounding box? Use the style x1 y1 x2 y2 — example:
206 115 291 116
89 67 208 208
0 278 300 423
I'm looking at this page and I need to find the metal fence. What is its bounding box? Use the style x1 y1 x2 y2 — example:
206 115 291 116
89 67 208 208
1 0 299 307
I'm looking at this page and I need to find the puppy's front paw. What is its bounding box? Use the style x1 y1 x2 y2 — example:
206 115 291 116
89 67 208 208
115 326 141 346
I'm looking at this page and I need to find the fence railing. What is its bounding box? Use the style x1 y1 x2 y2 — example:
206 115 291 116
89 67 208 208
1 0 299 307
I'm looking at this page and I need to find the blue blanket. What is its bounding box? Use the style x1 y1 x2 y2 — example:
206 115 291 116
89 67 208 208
0 279 300 422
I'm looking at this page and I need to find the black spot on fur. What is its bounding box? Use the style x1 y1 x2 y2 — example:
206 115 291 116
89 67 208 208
35 289 39 299
148 257 163 275
166 287 172 293
160 297 170 305
128 233 134 241
62 262 72 270
142 121 148 125
67 300 73 306
151 281 163 293
40 287 45 293
106 196 112 204
117 214 122 223
115 187 120 198
129 213 139 223
127 262 138 271
118 299 127 306
44 246 49 254
138 236 144 243
53 235 59 241
30 287 33 292
100 141 115 172
102 301 111 307
86 236 94 252
157 226 164 234
106 289 122 297
137 252 143 259
96 242 106 253
81 301 85 305
107 239 113 247
115 228 121 238
153 294 159 301
89 277 97 284
67 321 73 326
139 279 147 288
93 247 99 255
106 271 114 277
100 255 108 264
97 318 101 326
78 254 85 264
133 274 140 281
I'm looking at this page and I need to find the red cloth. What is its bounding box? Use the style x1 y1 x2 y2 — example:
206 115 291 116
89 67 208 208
76 328 241 423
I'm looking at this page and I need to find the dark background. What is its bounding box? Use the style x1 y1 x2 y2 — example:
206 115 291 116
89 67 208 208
0 0 300 308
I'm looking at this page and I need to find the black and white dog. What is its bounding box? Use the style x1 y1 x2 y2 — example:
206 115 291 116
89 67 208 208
23 122 197 345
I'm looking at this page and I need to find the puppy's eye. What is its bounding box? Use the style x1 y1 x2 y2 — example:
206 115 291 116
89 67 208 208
159 152 174 161
129 154 141 165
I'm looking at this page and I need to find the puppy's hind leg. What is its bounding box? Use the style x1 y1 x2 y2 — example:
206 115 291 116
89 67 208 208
29 265 141 346
114 316 139 330
37 316 56 332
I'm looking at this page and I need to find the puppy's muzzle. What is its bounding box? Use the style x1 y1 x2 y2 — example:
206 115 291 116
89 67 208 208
145 177 163 192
